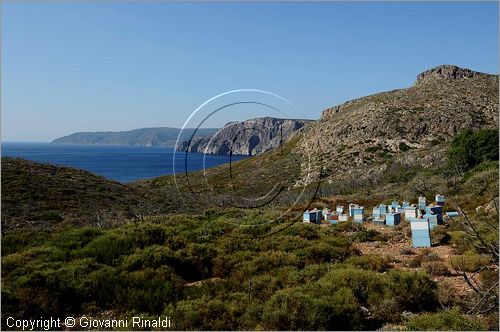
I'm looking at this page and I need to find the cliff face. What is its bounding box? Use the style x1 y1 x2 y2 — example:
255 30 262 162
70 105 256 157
177 117 312 156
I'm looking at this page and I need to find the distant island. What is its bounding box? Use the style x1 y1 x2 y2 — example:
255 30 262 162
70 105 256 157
51 127 219 147
52 117 312 156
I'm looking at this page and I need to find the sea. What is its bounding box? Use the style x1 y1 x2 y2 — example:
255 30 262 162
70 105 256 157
1 142 246 183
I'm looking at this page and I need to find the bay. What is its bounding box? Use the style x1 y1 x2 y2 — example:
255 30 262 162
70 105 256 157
1 142 246 183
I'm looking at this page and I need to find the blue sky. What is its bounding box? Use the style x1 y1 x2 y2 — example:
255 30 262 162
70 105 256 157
2 1 498 142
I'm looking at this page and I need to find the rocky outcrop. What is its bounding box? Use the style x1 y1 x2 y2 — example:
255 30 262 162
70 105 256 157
415 64 483 85
294 65 498 182
177 117 311 156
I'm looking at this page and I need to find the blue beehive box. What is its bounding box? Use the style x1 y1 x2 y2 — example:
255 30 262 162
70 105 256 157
411 220 431 248
386 212 401 226
432 206 443 224
423 213 438 230
373 218 385 225
379 204 388 216
303 212 310 222
435 194 445 206
373 207 382 218
328 214 339 224
353 206 364 223
402 201 410 208
349 204 356 217
391 200 399 209
418 196 426 210
404 206 418 219
446 211 459 218
303 209 322 223
425 206 443 224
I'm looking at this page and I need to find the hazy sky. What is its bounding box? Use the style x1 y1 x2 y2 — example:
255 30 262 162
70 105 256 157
2 1 498 142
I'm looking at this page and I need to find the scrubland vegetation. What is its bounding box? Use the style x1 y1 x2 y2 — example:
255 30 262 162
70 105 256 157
0 215 482 330
1 129 498 330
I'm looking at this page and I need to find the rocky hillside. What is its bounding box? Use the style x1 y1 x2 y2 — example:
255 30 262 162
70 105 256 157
148 65 498 200
52 127 218 147
177 117 311 156
293 64 499 182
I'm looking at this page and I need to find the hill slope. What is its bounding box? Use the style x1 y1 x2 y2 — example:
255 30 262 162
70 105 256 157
52 127 219 147
146 65 498 201
1 158 177 227
294 64 499 183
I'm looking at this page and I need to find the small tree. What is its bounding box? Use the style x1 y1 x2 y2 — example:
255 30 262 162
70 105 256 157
448 129 499 171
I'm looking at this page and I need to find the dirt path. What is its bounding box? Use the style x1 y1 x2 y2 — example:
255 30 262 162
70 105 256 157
354 223 472 300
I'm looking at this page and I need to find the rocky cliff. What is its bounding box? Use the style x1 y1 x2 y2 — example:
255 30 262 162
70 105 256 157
293 64 498 182
177 117 311 156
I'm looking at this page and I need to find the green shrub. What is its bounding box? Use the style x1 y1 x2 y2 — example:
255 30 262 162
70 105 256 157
115 267 182 313
399 142 410 152
407 250 440 268
291 264 330 284
283 223 319 240
262 286 361 330
422 261 450 276
431 227 451 245
78 232 134 264
345 255 391 272
448 129 499 171
437 281 464 307
166 296 242 330
388 270 439 312
332 221 363 233
408 256 423 268
448 231 470 254
365 145 382 153
296 240 354 265
450 253 491 272
352 229 380 242
1 229 53 255
404 307 486 331
50 227 103 251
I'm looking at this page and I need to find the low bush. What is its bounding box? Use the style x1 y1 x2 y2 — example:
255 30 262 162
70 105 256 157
345 255 391 272
404 307 486 331
431 227 451 245
450 253 491 272
262 286 361 330
77 232 134 264
332 221 363 233
400 248 416 255
352 229 380 242
422 261 450 276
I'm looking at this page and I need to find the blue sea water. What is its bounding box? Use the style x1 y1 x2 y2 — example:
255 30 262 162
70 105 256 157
1 142 246 183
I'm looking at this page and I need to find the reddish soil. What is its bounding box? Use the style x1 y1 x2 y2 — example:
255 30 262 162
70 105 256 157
354 222 472 299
